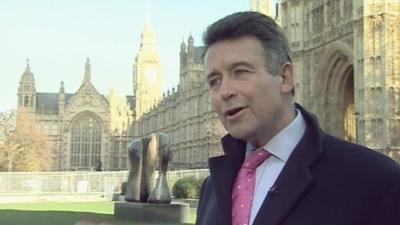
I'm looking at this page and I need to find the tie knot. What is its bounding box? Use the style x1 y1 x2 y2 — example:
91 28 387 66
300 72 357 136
242 149 270 170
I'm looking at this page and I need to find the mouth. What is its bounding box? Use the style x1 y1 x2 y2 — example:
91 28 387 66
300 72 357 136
224 107 246 119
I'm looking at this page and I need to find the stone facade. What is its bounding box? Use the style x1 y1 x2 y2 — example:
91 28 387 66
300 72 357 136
250 0 274 17
132 0 400 168
131 36 224 169
278 0 400 161
17 59 134 171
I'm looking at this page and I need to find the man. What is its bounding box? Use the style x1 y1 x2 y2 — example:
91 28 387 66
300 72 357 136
196 11 400 225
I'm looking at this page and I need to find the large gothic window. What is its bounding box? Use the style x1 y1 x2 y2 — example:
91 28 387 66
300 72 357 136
70 114 102 170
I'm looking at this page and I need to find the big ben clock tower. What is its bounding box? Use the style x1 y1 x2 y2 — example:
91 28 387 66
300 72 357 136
133 15 163 120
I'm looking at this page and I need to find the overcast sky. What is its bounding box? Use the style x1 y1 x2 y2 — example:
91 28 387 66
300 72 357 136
0 0 256 112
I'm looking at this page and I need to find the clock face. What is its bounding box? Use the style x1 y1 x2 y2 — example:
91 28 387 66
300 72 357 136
145 67 158 84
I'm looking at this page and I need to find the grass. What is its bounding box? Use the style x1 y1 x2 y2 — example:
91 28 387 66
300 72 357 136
0 202 196 225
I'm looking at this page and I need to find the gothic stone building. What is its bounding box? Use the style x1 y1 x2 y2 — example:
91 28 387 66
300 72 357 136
16 0 400 171
17 59 134 171
133 0 400 169
16 18 168 171
278 0 400 161
131 36 223 169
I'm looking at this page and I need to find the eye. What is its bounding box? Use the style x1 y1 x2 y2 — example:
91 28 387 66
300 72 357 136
233 68 251 76
207 76 221 89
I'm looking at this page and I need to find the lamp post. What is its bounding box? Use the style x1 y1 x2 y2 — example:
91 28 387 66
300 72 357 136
206 123 211 168
354 112 360 144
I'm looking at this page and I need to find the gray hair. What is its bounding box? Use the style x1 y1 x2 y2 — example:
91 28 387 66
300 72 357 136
203 11 292 76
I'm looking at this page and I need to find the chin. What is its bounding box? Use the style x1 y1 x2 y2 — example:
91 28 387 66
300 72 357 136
228 129 250 141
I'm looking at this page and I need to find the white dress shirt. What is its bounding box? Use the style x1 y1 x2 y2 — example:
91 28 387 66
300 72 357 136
246 109 306 225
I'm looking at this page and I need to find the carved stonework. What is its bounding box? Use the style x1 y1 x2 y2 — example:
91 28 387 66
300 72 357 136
77 88 101 107
368 3 385 15
312 6 324 34
344 0 353 21
312 49 324 65
65 84 108 118
368 15 383 32
283 0 400 162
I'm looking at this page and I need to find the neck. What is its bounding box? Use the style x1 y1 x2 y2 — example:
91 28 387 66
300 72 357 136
249 103 296 148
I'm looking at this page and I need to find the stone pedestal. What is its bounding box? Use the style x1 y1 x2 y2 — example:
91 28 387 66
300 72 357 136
114 201 189 223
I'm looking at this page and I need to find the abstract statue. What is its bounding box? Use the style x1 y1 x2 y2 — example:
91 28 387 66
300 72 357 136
148 133 172 203
125 133 171 204
125 138 145 202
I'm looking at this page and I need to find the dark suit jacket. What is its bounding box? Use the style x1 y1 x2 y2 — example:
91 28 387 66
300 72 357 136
196 104 400 225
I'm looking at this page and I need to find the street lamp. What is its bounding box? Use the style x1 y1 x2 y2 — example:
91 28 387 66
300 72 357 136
206 123 211 168
354 111 360 144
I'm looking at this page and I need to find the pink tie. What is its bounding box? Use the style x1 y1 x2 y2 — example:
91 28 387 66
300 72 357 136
232 149 271 225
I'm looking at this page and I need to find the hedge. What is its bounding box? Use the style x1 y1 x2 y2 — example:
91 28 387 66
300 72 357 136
172 176 203 199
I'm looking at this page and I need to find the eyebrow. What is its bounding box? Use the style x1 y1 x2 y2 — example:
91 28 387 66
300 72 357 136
228 61 256 71
206 61 256 80
206 71 218 81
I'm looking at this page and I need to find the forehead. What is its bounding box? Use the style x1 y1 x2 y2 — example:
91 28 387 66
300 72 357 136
204 36 265 70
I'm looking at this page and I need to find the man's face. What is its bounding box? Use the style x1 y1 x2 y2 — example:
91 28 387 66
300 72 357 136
205 36 294 147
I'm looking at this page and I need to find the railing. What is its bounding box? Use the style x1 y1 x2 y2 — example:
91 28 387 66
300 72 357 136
0 169 210 194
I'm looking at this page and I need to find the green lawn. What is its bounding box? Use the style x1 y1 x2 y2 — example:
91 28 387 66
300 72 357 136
0 202 196 225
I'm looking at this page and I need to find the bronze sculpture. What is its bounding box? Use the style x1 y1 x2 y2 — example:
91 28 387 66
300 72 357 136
125 138 144 202
148 133 172 203
125 133 171 203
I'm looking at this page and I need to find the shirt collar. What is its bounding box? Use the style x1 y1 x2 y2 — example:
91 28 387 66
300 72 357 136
246 109 306 162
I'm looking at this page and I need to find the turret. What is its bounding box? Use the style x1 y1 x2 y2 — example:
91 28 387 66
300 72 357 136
17 59 36 112
180 39 187 66
58 81 65 114
187 34 194 61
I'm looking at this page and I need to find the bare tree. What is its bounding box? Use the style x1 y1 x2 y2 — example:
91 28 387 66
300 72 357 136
0 110 17 171
0 111 54 171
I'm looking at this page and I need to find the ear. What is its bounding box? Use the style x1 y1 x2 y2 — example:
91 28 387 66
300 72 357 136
280 63 294 94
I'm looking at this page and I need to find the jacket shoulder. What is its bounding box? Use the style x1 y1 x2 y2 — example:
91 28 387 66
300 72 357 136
322 134 400 176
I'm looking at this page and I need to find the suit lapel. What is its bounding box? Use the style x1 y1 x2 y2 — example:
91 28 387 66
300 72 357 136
209 104 325 225
208 135 246 225
253 105 324 225
252 154 313 225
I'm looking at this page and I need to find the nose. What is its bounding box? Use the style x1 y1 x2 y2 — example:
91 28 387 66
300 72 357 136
220 78 235 100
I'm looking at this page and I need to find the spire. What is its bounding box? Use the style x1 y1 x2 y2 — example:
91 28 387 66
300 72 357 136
145 0 151 25
140 1 156 48
180 39 186 51
18 59 36 109
109 85 116 96
83 58 91 83
58 81 65 113
59 81 65 94
180 39 187 65
187 35 194 58
188 34 194 47
25 58 31 73
20 58 35 84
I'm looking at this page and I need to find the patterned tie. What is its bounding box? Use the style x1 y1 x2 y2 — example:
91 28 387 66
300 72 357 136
232 149 271 225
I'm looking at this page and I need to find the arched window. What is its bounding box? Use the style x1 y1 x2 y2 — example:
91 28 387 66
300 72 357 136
70 114 102 170
24 96 29 107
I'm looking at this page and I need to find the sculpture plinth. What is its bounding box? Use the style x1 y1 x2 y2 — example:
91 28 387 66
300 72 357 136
114 201 189 223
